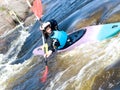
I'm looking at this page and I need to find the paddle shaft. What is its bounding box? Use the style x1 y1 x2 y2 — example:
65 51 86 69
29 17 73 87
26 0 48 82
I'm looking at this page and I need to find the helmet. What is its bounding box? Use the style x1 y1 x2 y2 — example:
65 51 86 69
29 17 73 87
40 22 51 30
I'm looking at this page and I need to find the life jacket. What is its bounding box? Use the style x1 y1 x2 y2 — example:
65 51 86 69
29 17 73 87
50 30 67 49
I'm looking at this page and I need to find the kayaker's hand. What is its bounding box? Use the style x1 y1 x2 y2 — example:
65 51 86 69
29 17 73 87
44 50 52 58
40 25 44 31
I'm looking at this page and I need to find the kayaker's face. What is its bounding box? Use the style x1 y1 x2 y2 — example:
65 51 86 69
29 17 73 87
46 26 52 34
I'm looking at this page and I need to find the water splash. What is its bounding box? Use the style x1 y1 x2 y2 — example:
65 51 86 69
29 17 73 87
44 33 120 90
0 30 30 64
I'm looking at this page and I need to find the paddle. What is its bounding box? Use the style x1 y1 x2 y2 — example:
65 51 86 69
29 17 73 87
26 0 48 83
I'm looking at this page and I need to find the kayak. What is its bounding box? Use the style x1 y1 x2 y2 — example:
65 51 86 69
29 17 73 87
33 22 120 56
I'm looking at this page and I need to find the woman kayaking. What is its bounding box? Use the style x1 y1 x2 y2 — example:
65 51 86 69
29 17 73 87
40 19 68 57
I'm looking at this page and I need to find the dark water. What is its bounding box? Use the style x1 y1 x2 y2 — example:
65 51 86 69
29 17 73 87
0 0 120 90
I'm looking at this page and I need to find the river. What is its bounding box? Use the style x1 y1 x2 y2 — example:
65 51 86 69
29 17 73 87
0 0 120 90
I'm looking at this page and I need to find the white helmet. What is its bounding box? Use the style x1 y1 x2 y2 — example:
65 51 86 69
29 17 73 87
40 22 50 30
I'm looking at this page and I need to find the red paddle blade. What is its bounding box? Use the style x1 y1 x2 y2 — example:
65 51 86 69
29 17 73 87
40 66 48 83
31 0 43 19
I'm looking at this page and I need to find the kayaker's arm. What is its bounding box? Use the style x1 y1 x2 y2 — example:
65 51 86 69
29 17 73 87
44 37 60 57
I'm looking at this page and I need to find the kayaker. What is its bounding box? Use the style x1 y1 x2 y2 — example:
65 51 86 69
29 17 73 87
40 19 68 57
